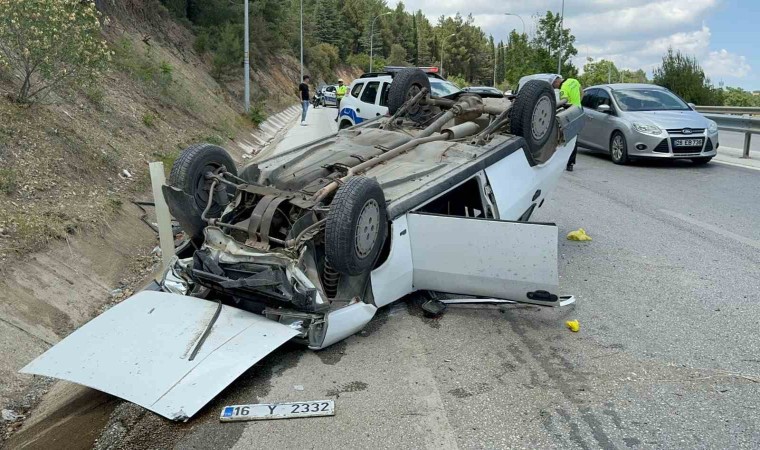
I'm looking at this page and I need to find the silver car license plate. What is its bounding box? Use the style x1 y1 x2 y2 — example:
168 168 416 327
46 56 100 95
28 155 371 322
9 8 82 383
220 400 335 422
673 138 703 147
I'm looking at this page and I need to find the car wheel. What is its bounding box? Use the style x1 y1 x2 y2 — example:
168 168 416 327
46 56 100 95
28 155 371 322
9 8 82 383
691 157 712 165
325 176 388 276
169 143 237 229
610 132 629 165
510 80 558 160
339 120 352 130
387 68 431 123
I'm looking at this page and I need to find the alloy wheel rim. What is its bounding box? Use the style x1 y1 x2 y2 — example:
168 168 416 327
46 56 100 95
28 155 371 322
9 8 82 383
612 136 624 160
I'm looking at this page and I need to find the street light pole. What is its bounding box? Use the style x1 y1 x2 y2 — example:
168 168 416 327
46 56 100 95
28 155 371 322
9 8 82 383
300 0 303 81
370 12 391 73
557 0 565 75
504 13 525 35
503 13 525 89
244 0 250 113
441 33 455 77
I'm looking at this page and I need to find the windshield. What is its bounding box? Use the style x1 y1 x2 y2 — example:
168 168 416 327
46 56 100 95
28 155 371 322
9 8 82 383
430 79 462 97
611 88 690 112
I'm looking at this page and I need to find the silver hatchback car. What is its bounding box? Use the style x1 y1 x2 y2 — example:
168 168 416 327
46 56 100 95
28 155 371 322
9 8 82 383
578 84 719 165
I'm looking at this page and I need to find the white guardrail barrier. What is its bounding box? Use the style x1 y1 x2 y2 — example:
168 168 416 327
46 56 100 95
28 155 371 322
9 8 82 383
696 106 760 158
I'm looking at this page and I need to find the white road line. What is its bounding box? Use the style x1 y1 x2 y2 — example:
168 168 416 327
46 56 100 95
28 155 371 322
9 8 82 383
712 158 760 172
659 209 760 251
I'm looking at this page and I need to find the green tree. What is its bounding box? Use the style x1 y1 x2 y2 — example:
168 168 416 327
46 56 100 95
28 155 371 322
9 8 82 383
579 58 619 86
0 0 112 103
314 0 339 46
620 69 648 84
495 41 505 85
653 47 721 104
504 31 536 86
722 87 760 107
532 11 577 75
388 44 408 66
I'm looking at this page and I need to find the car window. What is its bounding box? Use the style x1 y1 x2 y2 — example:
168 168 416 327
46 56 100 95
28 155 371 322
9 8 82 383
611 88 690 111
379 82 390 106
581 89 598 108
429 79 461 97
350 83 364 98
596 89 612 107
360 81 380 104
326 86 335 92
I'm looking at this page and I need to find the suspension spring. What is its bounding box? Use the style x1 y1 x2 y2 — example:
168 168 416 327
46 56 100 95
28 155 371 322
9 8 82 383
322 258 340 299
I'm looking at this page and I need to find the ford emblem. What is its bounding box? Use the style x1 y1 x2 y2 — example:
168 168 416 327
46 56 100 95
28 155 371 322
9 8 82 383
682 128 692 134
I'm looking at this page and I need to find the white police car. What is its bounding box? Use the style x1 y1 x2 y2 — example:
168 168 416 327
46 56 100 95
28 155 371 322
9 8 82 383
337 67 461 129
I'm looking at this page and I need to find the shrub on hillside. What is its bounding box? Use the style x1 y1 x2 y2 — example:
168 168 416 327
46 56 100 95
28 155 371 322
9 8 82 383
346 53 386 74
306 43 340 81
0 0 112 103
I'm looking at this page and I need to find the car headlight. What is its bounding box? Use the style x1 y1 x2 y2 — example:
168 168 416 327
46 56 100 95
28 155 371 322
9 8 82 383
707 121 718 133
632 123 663 136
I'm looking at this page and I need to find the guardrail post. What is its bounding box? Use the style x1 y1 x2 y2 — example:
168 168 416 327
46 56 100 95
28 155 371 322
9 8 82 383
743 132 752 159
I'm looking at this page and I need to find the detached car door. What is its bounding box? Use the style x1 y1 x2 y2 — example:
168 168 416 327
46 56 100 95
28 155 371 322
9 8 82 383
406 212 563 307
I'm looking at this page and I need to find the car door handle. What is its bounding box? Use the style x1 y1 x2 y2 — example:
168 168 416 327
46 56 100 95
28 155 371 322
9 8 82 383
376 113 381 116
356 108 360 113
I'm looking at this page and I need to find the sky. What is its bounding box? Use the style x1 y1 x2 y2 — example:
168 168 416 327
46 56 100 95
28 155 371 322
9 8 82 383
399 0 760 91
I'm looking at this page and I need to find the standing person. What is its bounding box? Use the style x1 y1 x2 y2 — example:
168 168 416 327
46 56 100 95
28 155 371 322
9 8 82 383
298 75 310 126
553 75 582 171
335 78 347 120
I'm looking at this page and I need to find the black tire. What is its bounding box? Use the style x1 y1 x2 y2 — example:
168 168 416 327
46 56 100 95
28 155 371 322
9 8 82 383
339 120 353 130
325 176 388 276
510 80 557 158
169 143 237 219
691 157 712 165
387 68 431 122
609 131 629 164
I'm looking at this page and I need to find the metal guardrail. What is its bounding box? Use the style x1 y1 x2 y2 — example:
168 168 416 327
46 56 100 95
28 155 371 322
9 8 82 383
697 106 760 158
695 105 760 115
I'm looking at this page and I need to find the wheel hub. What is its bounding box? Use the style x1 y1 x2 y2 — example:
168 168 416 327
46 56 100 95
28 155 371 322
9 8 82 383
531 96 553 141
355 199 380 258
612 136 624 160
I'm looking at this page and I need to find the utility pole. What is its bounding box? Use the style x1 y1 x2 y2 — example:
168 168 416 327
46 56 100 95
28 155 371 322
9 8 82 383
557 0 565 75
493 40 496 86
244 0 250 113
300 0 304 81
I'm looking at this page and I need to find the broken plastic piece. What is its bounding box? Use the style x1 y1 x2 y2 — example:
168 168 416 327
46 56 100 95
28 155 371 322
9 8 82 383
566 228 592 241
421 299 447 317
565 320 580 332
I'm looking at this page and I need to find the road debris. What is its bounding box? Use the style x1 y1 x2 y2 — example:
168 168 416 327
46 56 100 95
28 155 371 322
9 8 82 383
567 228 592 241
220 400 335 422
2 409 19 422
565 320 580 332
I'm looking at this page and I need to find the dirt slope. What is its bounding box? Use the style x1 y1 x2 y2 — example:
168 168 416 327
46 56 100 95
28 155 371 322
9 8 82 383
0 2 358 445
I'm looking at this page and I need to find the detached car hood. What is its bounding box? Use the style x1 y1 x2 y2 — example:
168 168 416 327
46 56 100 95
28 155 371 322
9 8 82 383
624 110 709 130
21 291 298 421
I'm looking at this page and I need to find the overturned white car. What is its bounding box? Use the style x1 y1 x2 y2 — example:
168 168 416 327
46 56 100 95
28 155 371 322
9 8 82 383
22 69 586 421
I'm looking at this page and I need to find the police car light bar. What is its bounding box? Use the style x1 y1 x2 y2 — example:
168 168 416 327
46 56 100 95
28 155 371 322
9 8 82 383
384 66 439 74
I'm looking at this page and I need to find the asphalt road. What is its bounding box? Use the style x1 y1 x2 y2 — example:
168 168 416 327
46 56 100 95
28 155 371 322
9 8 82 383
32 107 760 449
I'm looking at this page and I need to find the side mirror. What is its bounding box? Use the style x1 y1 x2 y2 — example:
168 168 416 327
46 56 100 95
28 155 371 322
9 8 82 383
688 102 696 110
597 104 612 113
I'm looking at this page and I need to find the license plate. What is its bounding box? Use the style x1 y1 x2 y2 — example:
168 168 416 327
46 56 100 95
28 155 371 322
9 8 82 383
220 400 335 422
673 138 703 147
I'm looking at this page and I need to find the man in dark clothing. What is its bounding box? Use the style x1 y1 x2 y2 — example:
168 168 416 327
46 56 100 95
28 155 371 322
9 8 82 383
553 75 582 171
298 75 310 126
